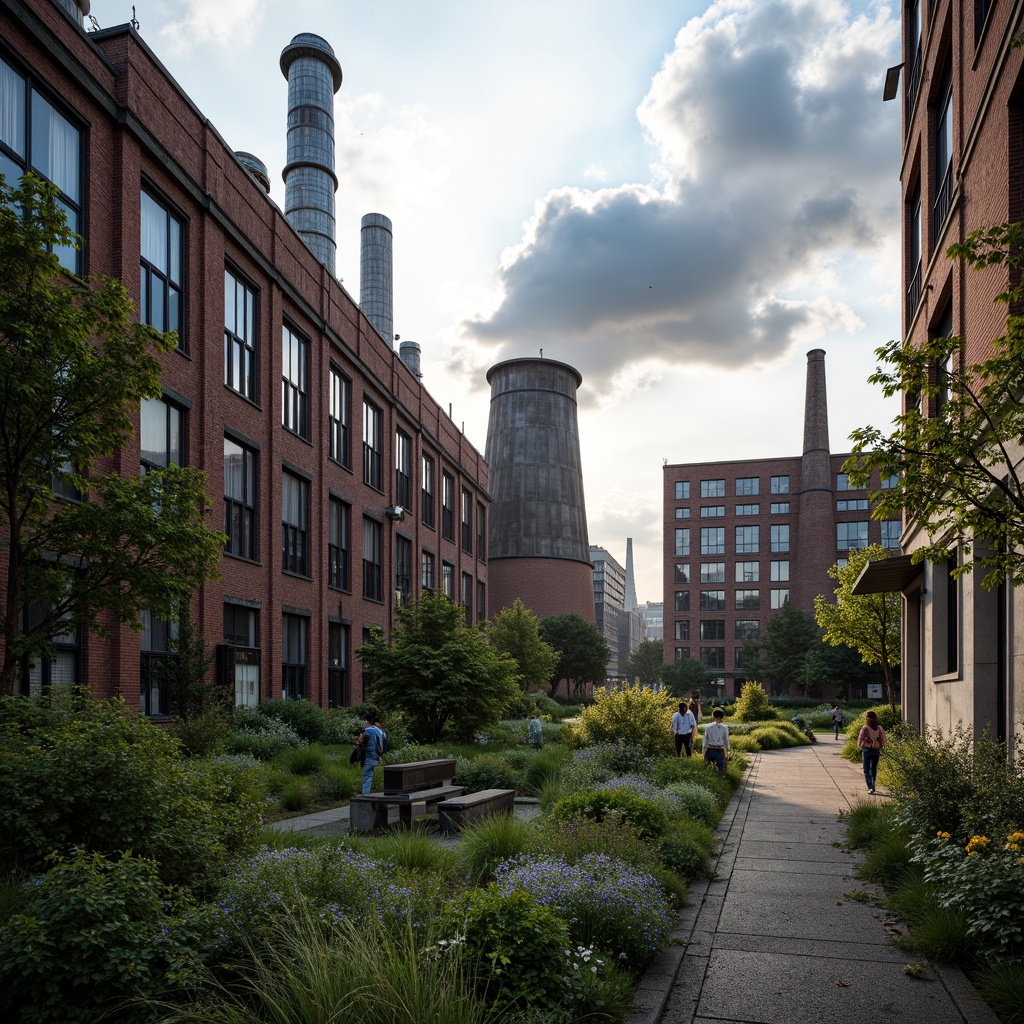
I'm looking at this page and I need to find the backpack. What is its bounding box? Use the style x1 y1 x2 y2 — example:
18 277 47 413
380 730 390 755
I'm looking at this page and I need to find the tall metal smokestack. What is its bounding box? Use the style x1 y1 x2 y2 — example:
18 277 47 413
280 33 342 274
360 213 394 345
399 341 422 379
485 357 594 623
624 538 638 613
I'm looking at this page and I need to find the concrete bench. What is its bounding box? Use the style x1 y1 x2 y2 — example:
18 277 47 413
437 788 516 835
350 759 463 832
383 758 457 794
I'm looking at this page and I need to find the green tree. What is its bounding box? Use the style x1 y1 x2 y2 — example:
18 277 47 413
746 602 821 696
538 613 610 697
660 656 709 699
624 638 664 688
814 545 901 712
798 641 875 700
487 598 558 693
358 591 519 742
154 611 222 721
0 175 223 695
848 221 1024 589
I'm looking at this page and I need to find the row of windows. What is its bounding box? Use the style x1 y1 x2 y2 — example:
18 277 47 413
675 560 791 588
672 588 790 612
678 501 790 519
675 525 791 557
672 646 759 671
674 476 790 502
673 619 762 642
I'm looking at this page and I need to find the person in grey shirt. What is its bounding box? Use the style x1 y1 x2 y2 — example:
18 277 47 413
702 707 730 777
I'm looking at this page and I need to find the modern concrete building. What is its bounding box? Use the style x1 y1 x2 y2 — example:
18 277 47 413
640 602 664 642
663 350 900 695
485 357 594 623
0 0 489 712
590 545 626 680
855 0 1024 755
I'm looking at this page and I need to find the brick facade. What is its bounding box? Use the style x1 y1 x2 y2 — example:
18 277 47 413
0 0 488 712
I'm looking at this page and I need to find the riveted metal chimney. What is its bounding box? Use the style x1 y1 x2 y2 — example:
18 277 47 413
280 33 342 274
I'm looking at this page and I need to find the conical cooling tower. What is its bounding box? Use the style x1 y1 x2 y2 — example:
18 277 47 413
485 358 594 622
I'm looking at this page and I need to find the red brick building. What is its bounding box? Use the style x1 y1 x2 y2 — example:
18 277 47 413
663 350 899 695
855 0 1024 753
0 0 489 713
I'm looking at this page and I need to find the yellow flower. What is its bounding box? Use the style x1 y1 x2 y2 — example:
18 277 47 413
964 835 989 856
1005 842 1020 852
936 831 951 840
1006 831 1024 845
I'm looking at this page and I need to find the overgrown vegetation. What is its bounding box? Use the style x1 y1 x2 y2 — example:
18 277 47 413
843 725 1024 1021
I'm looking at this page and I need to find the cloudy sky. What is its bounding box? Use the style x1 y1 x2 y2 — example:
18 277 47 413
91 0 904 604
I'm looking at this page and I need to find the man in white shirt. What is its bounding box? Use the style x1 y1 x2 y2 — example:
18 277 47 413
702 707 730 777
670 701 697 757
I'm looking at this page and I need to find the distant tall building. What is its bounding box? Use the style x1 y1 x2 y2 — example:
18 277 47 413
640 601 663 641
485 358 594 622
663 350 900 695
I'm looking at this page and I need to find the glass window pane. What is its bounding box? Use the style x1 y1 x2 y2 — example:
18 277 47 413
0 59 26 157
31 91 79 202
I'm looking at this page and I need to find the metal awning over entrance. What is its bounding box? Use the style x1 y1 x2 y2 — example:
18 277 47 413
851 554 923 595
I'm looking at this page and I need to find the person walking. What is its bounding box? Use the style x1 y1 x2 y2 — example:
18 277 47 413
359 712 386 795
857 710 885 794
670 701 697 757
528 709 544 750
702 707 730 777
831 703 844 740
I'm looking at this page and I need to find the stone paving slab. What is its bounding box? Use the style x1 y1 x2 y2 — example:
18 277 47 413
627 740 1001 1024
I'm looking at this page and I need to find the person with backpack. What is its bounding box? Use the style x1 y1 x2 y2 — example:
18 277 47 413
857 710 885 794
359 711 386 795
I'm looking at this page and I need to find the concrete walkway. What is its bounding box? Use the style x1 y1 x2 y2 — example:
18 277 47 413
629 736 999 1024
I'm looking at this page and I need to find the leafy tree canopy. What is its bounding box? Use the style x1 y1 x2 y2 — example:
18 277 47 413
848 221 1024 589
0 174 223 694
660 656 709 699
624 638 664 688
538 613 610 697
357 591 519 742
814 544 900 712
486 598 558 693
745 602 821 696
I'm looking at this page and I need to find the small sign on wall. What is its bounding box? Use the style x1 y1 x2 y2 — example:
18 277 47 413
867 683 883 700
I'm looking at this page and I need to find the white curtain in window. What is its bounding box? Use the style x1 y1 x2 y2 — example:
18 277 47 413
0 59 25 157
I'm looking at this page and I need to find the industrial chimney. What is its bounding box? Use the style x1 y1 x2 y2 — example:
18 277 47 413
484 357 594 623
360 213 394 345
399 341 422 379
279 33 342 274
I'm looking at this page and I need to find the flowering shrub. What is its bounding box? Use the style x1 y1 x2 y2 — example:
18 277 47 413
911 829 1024 956
659 781 720 827
0 849 216 1023
495 853 672 972
660 819 716 879
527 812 662 873
732 682 778 722
560 743 652 794
226 713 304 759
569 685 677 756
552 788 668 842
218 844 429 940
439 886 572 1013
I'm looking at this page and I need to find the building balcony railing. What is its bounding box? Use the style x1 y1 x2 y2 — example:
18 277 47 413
906 261 922 327
933 163 954 239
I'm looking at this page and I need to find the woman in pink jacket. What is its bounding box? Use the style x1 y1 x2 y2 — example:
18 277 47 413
857 710 885 794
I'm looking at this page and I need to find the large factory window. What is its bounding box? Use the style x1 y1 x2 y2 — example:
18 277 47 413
140 189 184 346
224 268 257 401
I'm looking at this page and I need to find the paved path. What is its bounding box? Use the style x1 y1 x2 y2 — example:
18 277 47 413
628 736 999 1024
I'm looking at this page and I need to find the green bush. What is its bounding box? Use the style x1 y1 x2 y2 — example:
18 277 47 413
255 698 347 745
560 743 652 793
170 707 231 757
280 743 327 776
527 811 662 874
0 849 213 1024
453 753 522 794
226 709 304 759
652 756 732 806
441 886 572 1013
551 787 668 842
313 762 360 801
660 820 717 879
495 853 673 973
729 734 762 753
0 693 264 895
279 779 313 811
366 828 460 877
660 781 720 827
458 813 532 883
733 682 778 722
569 684 677 757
